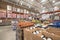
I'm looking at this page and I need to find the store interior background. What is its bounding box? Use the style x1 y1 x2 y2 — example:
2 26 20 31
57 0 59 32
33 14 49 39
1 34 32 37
0 0 60 40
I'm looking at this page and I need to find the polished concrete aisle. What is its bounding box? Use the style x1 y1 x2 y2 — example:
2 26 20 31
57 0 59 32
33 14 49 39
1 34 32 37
0 26 16 40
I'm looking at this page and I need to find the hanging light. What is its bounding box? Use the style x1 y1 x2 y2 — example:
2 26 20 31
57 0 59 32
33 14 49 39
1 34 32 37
31 0 34 2
52 0 55 3
41 0 45 2
41 10 46 13
20 1 23 5
21 3 23 5
41 0 47 3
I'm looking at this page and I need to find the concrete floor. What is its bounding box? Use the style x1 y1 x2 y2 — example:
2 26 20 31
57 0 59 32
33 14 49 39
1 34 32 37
0 26 16 40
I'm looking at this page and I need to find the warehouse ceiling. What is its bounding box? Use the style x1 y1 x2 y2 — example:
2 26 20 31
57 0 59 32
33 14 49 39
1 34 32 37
3 0 60 13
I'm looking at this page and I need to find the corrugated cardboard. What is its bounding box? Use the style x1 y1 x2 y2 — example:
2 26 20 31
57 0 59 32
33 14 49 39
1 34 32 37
42 31 60 40
23 28 43 40
46 27 60 36
22 27 60 40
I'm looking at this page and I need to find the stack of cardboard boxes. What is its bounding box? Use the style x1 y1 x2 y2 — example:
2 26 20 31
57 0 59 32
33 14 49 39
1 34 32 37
23 27 60 40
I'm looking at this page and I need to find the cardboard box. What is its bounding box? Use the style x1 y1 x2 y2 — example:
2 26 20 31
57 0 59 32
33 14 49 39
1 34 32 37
42 31 60 40
23 28 43 40
46 27 60 35
24 27 60 40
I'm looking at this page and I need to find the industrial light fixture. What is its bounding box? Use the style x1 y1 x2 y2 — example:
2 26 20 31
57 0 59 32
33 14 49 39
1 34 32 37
41 10 45 13
41 9 48 13
52 0 55 3
31 0 34 1
41 0 45 2
27 11 29 13
20 1 23 5
41 0 47 3
21 3 23 5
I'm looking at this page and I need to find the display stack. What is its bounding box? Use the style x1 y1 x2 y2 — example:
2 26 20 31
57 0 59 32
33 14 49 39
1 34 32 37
16 21 34 40
24 27 60 40
17 21 60 40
